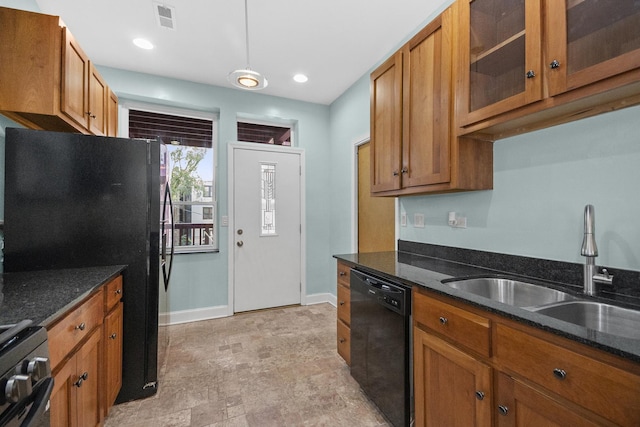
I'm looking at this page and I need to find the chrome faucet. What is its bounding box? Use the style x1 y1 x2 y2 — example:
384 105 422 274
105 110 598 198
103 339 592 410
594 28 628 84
581 204 613 295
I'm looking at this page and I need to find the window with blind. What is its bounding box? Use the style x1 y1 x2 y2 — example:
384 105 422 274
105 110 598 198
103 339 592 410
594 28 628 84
129 108 218 252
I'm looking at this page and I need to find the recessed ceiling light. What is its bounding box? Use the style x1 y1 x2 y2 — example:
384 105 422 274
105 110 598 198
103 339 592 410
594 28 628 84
133 38 154 50
293 74 308 83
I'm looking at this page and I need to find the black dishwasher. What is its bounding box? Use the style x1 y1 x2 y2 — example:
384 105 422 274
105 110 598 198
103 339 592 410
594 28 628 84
350 269 412 427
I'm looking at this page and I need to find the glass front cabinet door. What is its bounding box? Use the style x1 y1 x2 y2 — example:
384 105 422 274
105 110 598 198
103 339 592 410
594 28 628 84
457 0 543 127
545 0 640 96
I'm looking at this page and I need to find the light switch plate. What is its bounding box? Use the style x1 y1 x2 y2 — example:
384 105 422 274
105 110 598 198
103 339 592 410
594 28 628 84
414 213 425 228
221 215 229 227
401 213 407 227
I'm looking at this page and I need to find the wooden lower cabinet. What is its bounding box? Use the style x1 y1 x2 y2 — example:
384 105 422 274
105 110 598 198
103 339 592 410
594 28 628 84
495 373 600 427
47 274 124 426
413 287 640 427
336 260 352 365
50 327 102 427
103 302 123 412
413 326 492 427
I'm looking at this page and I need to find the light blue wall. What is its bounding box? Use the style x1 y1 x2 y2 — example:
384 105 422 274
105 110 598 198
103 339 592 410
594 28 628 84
98 67 332 312
399 105 640 271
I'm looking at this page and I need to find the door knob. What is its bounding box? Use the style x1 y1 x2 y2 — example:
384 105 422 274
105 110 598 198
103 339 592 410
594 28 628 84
237 229 243 235
237 241 244 247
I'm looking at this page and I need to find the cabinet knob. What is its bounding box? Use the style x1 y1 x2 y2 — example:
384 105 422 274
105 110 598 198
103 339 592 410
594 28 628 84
86 111 97 119
439 316 448 325
74 372 89 388
115 289 122 295
553 368 567 380
75 322 86 331
550 59 561 69
498 405 509 416
401 167 408 174
339 338 346 343
339 272 347 277
475 391 485 401
526 70 536 79
109 333 117 340
339 301 345 306
393 170 400 176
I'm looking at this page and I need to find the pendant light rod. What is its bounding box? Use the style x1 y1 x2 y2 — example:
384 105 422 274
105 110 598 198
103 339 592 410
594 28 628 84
243 0 251 68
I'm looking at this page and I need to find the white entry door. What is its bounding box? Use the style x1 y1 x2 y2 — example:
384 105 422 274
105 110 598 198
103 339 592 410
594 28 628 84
231 144 303 312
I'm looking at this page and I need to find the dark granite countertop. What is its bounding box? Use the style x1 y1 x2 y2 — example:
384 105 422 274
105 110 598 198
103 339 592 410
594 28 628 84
334 250 640 363
0 265 126 327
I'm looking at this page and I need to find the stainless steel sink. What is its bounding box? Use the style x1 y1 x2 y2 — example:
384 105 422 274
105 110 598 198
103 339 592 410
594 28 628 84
530 301 640 340
441 277 578 308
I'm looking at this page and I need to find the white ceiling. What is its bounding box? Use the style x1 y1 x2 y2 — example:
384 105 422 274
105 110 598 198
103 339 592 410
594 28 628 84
35 0 451 105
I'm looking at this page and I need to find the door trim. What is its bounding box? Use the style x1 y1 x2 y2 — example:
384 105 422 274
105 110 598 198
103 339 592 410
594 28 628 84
352 136 399 253
227 142 306 316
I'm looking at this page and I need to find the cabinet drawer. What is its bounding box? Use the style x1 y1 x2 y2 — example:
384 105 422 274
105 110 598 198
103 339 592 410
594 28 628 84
104 275 123 312
337 262 351 288
48 289 104 370
496 324 640 426
337 284 351 326
337 319 350 366
413 291 491 357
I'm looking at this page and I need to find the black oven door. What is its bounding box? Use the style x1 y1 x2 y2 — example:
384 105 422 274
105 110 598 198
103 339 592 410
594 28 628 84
0 377 53 427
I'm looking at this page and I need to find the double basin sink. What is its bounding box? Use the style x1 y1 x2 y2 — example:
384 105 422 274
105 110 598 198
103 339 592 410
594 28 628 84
441 277 640 340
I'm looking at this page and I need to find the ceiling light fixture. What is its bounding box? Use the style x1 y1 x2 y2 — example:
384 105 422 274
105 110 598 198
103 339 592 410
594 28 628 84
133 38 154 50
293 73 308 83
228 0 267 90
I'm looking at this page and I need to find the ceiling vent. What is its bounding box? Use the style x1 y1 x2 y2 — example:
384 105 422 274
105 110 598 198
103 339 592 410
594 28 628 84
154 2 176 30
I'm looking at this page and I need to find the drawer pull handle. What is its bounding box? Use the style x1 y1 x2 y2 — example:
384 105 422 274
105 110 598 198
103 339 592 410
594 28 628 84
475 391 485 401
439 316 448 325
339 301 345 306
75 322 86 331
553 368 567 380
116 289 122 295
339 338 346 343
498 405 509 416
109 333 117 340
74 372 89 387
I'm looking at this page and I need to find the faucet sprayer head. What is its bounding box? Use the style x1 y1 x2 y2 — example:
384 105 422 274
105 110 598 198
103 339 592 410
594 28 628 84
581 204 598 257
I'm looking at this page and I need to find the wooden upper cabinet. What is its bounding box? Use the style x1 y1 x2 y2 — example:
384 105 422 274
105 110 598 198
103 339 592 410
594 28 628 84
62 29 109 135
370 51 403 193
402 12 451 188
62 28 90 130
457 0 543 127
371 4 493 197
107 89 119 137
88 62 108 135
545 1 640 96
0 7 115 135
456 0 640 139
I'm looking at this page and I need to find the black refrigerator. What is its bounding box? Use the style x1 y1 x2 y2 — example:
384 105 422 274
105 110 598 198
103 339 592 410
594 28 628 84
3 127 173 403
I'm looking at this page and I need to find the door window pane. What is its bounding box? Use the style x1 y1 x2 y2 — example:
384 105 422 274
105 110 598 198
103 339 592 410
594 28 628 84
261 163 276 235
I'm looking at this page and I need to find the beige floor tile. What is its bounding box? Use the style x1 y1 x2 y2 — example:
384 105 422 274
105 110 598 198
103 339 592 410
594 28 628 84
105 303 391 427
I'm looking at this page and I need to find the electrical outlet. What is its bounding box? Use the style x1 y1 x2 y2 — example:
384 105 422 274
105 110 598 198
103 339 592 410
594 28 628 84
414 213 425 228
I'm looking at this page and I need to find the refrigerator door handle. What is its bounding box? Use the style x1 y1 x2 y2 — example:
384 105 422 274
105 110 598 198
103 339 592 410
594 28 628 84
162 183 174 290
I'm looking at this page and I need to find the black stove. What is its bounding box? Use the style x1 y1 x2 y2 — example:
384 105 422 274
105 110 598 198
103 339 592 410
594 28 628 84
0 320 52 427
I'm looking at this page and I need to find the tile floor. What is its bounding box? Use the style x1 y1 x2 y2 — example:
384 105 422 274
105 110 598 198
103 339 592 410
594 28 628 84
105 303 390 426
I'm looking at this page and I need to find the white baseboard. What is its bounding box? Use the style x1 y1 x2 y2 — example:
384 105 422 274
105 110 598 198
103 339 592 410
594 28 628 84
305 292 337 307
160 293 338 326
159 305 229 326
